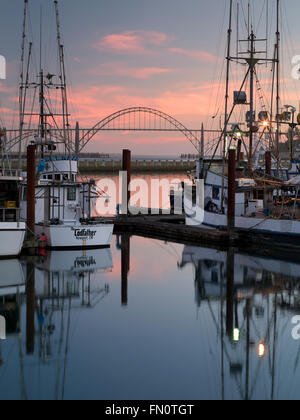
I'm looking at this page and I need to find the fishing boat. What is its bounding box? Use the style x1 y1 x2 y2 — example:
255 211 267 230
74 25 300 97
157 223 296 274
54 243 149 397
20 153 114 249
13 1 114 249
184 0 300 247
0 131 26 257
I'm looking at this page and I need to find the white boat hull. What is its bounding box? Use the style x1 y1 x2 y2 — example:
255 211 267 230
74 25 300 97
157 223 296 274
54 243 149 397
185 196 300 244
0 223 26 257
36 223 114 249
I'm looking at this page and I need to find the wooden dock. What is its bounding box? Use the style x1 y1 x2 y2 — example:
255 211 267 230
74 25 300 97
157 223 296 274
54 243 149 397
112 214 237 247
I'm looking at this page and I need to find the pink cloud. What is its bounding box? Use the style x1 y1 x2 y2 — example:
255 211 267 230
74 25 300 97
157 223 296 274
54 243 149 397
95 30 169 54
67 81 215 132
90 62 175 79
168 47 220 63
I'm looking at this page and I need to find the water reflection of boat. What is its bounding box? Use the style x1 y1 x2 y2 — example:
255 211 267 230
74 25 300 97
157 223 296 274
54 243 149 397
0 259 25 337
34 249 113 274
180 244 300 400
33 249 113 306
0 249 113 400
181 245 300 304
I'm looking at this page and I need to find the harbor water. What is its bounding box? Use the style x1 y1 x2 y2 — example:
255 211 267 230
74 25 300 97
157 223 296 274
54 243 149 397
1 234 300 400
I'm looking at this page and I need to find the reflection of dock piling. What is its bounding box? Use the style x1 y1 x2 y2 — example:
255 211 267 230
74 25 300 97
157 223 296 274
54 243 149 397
121 234 130 306
226 248 235 336
26 261 35 355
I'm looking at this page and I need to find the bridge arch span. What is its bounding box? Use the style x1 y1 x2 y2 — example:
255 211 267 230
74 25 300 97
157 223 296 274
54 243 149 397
78 107 201 153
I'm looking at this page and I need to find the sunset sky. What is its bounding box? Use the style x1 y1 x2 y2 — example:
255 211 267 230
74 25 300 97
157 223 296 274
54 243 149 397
1 0 300 155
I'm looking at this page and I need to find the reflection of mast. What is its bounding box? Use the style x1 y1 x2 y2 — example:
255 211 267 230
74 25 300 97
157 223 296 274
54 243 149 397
18 334 28 400
26 261 35 355
271 293 278 400
121 234 130 306
245 298 251 401
62 298 71 401
55 304 65 401
220 259 225 401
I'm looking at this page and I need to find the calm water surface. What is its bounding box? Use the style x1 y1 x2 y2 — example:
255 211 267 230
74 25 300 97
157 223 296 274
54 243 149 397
1 235 300 400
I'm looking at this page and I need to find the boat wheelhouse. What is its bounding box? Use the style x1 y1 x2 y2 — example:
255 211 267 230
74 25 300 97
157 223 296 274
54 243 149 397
20 156 114 249
0 174 26 257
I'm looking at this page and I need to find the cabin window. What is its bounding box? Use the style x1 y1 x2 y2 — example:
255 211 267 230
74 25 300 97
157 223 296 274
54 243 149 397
48 175 53 180
55 174 61 181
213 187 220 200
67 187 76 201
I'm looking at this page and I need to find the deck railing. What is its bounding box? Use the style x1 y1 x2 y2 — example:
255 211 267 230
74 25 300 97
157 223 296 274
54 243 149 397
0 168 23 178
0 208 21 223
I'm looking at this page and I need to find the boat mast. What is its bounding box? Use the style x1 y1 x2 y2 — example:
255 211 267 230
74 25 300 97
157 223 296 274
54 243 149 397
54 0 70 154
221 0 233 213
39 70 46 155
248 30 256 171
276 0 280 166
18 0 28 170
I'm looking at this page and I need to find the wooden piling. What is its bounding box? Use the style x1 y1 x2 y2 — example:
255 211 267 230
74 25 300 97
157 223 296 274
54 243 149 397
122 149 131 215
227 148 236 233
26 145 36 241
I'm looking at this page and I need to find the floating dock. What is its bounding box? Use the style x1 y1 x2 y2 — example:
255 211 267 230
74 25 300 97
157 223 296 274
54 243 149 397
113 214 237 247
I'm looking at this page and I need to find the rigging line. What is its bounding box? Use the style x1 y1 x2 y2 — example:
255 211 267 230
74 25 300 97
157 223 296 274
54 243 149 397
27 5 39 76
255 0 267 35
206 67 251 172
206 0 227 125
240 1 250 35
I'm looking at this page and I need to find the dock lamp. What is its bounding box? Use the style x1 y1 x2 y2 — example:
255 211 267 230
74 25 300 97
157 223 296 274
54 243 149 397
258 341 266 358
258 111 270 127
233 328 240 343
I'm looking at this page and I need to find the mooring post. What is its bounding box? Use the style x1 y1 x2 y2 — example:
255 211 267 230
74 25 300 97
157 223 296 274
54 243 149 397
122 149 131 215
26 145 36 241
121 234 130 306
26 260 35 355
265 151 272 176
227 148 236 234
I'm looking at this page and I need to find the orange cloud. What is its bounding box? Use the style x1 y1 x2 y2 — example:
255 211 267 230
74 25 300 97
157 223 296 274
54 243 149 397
95 30 169 55
168 47 220 63
90 62 175 80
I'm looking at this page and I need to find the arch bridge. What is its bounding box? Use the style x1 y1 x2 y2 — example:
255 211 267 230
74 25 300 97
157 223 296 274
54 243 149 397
5 107 222 155
77 107 202 153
